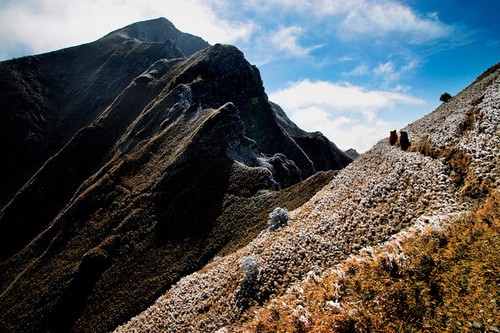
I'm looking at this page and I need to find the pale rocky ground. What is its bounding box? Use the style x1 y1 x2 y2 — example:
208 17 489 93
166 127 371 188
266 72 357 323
114 65 499 332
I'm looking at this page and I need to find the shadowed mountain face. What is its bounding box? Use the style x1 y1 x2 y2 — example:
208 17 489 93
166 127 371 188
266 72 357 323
0 18 351 333
0 17 209 208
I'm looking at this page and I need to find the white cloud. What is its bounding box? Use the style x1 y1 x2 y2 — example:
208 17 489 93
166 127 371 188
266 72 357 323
0 0 255 60
270 26 322 57
270 79 424 152
315 0 451 42
240 0 313 14
373 59 419 85
271 79 423 113
291 106 401 152
243 0 451 43
206 0 452 67
374 61 395 76
237 24 325 65
342 64 369 77
336 56 357 63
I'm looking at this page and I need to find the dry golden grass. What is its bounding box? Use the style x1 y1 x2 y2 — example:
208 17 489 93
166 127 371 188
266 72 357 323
244 192 499 332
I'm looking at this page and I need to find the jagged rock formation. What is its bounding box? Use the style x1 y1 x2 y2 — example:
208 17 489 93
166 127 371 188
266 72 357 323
113 64 499 332
271 102 352 171
344 148 360 159
0 19 351 333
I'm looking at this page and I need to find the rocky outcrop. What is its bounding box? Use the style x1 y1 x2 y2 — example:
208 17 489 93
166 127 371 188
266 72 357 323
344 148 360 159
0 19 350 333
271 102 352 171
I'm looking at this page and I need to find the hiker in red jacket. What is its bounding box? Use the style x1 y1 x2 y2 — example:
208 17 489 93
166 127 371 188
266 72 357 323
389 130 397 145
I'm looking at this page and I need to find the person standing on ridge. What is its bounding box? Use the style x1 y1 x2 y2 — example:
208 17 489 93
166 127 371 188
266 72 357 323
389 130 397 145
399 131 410 151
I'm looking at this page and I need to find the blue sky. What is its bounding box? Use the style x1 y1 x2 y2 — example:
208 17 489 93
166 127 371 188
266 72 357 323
1 0 498 152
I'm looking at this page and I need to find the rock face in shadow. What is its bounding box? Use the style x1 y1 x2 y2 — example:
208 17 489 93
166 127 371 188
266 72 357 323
271 102 353 171
0 19 351 333
345 148 360 160
0 17 209 208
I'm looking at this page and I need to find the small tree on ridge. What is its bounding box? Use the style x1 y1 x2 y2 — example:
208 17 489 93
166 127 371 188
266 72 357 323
440 92 452 103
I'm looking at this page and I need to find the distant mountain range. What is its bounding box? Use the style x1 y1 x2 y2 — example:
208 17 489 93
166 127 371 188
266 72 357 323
0 18 352 333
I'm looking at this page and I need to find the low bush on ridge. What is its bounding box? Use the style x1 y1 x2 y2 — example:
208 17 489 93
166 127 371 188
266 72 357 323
268 207 290 231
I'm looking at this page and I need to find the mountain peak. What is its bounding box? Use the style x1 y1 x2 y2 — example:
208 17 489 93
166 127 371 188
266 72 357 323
105 17 176 42
103 17 210 56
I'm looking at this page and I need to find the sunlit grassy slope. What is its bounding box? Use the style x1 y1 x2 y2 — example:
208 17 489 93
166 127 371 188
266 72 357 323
244 191 499 332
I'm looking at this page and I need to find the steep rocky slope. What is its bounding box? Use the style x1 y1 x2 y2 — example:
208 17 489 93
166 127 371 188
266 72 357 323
0 17 209 208
0 19 351 333
114 64 499 332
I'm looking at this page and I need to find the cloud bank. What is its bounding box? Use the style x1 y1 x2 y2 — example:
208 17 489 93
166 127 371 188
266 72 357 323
0 0 253 60
0 0 453 62
270 79 425 152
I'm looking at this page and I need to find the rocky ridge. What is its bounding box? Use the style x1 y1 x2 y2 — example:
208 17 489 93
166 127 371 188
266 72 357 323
114 64 499 332
0 18 208 208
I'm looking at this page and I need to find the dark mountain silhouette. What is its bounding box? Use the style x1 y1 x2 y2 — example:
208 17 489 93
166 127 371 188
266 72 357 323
0 18 351 333
0 17 209 208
